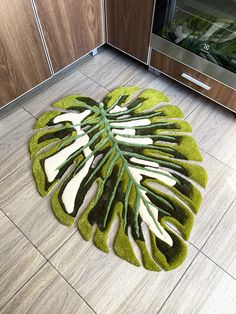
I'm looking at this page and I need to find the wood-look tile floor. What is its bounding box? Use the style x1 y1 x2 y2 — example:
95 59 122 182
0 47 236 314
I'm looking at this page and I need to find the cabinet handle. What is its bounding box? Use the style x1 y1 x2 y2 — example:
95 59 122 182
181 73 211 91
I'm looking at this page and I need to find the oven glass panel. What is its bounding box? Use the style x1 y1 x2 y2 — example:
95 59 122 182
153 0 236 74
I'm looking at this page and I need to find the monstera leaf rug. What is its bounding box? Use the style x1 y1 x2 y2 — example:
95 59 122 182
29 86 207 271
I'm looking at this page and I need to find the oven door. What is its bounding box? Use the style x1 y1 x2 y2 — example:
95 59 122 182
151 0 236 89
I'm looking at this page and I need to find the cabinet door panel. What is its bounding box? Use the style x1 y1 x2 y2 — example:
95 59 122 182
0 0 51 108
106 0 154 63
35 0 105 72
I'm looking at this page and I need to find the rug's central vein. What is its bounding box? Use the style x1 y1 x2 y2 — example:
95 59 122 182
100 103 174 245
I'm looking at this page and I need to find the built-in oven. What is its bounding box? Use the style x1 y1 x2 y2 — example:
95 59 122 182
150 0 236 92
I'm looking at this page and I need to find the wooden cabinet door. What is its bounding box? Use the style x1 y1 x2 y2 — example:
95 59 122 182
0 0 51 108
106 0 154 63
35 0 105 72
150 49 236 112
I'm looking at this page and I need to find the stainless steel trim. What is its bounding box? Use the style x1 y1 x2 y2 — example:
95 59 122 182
147 0 157 65
181 73 211 90
150 34 236 90
31 0 54 75
100 0 106 44
104 0 109 42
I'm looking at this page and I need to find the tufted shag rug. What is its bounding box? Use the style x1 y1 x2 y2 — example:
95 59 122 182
29 86 207 271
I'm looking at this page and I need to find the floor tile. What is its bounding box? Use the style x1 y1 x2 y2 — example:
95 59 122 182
186 99 236 169
159 253 236 314
0 105 35 165
200 150 225 186
202 199 236 278
117 247 197 314
0 145 29 184
190 167 236 249
124 67 156 88
78 48 144 90
0 162 76 259
50 230 198 314
1 262 93 314
0 210 45 309
22 70 108 118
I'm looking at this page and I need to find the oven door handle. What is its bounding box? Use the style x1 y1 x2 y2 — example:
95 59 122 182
181 73 211 91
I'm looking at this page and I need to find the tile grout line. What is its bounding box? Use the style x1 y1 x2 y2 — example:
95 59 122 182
186 196 236 280
0 261 47 312
200 251 236 281
200 147 236 173
0 208 97 313
47 259 97 314
121 68 143 85
20 105 38 120
0 206 50 259
0 208 48 311
119 66 148 87
77 50 144 91
185 167 236 276
198 197 236 252
183 99 205 120
189 241 236 280
157 250 201 314
75 51 111 91
47 230 77 260
183 99 214 137
79 69 111 92
0 153 29 185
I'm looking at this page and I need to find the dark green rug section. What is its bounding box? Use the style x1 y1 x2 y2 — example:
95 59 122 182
29 86 207 272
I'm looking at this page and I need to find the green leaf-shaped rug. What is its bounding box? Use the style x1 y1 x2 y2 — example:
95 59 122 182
29 86 207 271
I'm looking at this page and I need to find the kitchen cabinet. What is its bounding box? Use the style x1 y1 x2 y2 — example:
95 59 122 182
0 0 51 108
106 0 154 63
150 49 236 112
35 0 105 72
